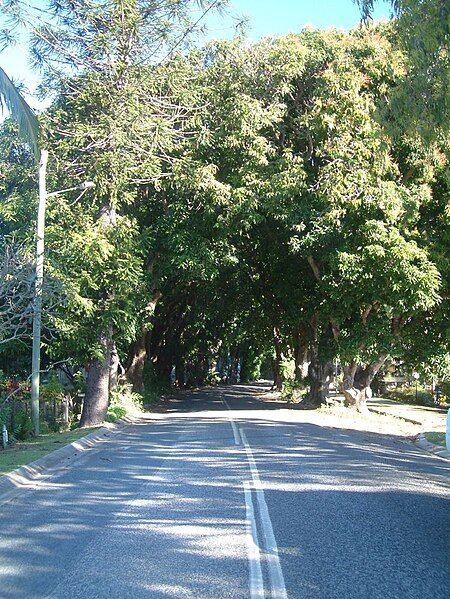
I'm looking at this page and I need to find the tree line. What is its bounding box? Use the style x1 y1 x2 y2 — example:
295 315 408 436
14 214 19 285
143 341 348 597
0 0 448 426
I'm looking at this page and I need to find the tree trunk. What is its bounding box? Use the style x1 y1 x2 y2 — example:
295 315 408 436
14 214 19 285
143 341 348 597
80 331 112 427
125 289 161 392
294 343 309 382
305 314 333 407
307 353 333 407
272 328 283 391
79 202 116 428
109 341 120 393
126 334 147 393
293 325 310 383
229 348 240 384
342 357 386 414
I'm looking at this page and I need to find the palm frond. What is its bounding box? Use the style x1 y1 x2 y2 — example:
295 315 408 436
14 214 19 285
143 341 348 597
0 67 40 160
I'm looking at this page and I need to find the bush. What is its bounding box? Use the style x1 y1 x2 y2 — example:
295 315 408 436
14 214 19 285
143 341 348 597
387 386 433 406
12 409 33 440
440 381 450 402
106 405 127 422
106 383 144 422
0 403 33 443
205 370 221 386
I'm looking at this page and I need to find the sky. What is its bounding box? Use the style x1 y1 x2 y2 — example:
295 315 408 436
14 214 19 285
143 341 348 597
1 0 392 111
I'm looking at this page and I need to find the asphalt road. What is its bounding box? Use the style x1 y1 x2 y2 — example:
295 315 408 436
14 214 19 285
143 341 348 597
0 383 449 598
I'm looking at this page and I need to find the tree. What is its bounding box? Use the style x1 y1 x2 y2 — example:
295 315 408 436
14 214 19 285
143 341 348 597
161 26 445 409
355 0 449 140
0 241 61 346
1 10 447 418
0 0 227 426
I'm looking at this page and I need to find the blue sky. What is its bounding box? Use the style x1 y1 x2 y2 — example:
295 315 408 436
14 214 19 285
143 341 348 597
1 0 392 110
207 0 391 40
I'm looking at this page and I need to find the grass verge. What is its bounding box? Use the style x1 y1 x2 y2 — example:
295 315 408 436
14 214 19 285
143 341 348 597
0 427 98 476
424 431 446 447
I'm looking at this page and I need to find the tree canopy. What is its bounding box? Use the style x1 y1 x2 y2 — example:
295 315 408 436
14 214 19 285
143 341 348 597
0 2 448 425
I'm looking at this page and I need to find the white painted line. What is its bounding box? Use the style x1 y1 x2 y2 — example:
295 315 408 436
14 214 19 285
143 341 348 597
222 398 242 445
240 429 288 599
244 482 265 598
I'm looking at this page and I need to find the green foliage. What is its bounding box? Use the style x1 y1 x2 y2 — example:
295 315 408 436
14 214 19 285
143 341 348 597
356 0 450 141
0 404 34 442
441 381 450 402
387 386 434 406
0 67 39 159
41 376 65 403
0 6 448 406
105 405 127 423
107 384 144 422
240 350 265 383
11 409 34 441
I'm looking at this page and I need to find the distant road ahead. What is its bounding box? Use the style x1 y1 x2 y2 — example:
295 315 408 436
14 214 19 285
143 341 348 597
0 383 449 598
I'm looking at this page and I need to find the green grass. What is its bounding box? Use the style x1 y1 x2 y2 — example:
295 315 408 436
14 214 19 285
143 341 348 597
424 431 446 447
0 427 98 476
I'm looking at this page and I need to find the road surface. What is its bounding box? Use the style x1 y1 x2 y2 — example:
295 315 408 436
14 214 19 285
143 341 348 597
0 383 449 598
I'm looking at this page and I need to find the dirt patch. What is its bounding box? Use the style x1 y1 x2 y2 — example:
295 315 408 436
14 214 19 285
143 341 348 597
255 389 421 439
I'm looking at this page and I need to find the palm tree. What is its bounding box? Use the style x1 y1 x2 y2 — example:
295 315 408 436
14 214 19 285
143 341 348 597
0 66 40 159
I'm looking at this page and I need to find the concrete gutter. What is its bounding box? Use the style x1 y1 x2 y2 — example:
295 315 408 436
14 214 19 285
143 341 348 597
414 433 450 461
367 406 422 426
0 414 140 505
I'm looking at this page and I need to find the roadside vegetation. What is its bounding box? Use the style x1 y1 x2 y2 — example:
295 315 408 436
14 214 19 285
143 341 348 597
424 432 446 447
0 426 98 475
0 0 448 454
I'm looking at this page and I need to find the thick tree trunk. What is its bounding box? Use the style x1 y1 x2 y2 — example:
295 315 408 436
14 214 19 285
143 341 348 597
125 289 161 392
294 344 309 382
126 334 147 393
272 359 282 391
79 202 116 428
307 353 333 407
305 314 333 407
342 357 386 414
80 331 112 427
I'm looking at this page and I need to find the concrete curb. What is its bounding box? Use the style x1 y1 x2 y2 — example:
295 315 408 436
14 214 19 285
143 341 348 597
368 407 422 426
0 413 141 505
413 433 450 461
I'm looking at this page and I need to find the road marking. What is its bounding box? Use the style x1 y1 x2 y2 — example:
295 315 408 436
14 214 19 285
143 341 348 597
222 398 242 445
244 482 266 598
240 429 288 599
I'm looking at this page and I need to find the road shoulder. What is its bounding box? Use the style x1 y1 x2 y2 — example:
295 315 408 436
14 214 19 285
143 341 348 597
0 414 140 505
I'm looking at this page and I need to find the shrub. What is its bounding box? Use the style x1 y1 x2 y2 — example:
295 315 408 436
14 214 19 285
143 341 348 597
205 370 221 386
106 405 127 422
12 409 33 440
107 383 144 422
387 386 433 406
440 381 450 402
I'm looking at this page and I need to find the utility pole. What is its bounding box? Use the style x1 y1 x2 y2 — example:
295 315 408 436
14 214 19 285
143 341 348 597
30 149 94 436
31 149 48 436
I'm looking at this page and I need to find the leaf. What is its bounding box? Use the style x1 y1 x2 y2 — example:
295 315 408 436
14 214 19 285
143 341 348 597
0 67 40 160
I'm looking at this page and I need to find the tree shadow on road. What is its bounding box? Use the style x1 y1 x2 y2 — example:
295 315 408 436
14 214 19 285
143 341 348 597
0 391 449 598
